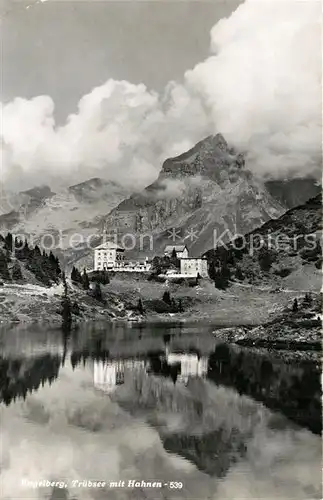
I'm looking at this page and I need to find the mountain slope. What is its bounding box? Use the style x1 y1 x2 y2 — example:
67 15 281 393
265 178 321 209
0 178 130 250
101 134 285 258
205 194 322 290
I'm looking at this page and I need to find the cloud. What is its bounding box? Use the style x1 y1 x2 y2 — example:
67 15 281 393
185 0 322 178
1 0 321 191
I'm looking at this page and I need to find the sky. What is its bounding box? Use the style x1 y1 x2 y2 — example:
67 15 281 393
1 0 322 191
2 0 241 122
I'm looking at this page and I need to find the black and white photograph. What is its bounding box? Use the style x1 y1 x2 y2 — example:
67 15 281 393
0 0 322 498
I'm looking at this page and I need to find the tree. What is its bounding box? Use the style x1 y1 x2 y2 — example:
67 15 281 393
258 248 273 272
137 298 144 314
4 233 13 252
162 290 171 305
214 263 231 290
93 282 102 301
11 261 23 281
71 266 82 283
34 245 41 256
101 270 110 285
82 269 90 290
178 298 184 313
0 250 10 281
151 256 162 275
55 256 61 277
303 292 312 307
208 261 216 281
18 240 30 261
72 301 80 316
61 295 72 332
61 273 71 331
170 248 180 269
235 267 244 281
292 298 298 312
71 266 83 284
71 266 78 282
62 272 68 297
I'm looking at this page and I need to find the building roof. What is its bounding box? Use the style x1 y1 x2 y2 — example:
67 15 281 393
95 241 124 250
180 257 207 260
164 245 188 253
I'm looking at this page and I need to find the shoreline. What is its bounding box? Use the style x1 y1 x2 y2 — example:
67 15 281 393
0 280 321 356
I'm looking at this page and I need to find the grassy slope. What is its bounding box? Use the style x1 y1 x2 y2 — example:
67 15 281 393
205 195 322 290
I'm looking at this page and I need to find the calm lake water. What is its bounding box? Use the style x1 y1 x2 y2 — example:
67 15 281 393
0 322 322 500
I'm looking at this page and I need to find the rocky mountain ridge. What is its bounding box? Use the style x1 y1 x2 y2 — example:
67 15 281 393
0 178 130 251
1 134 320 271
102 134 285 258
205 194 322 290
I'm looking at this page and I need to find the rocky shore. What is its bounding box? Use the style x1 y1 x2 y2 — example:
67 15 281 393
214 294 322 354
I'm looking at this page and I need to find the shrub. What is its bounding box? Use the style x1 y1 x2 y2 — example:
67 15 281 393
82 269 90 290
93 283 103 302
303 292 313 307
273 268 292 278
292 298 298 312
162 291 171 305
300 242 321 262
235 267 244 281
177 298 184 312
71 266 82 284
137 298 144 314
146 299 173 314
11 261 24 281
258 248 275 272
72 301 81 316
89 270 110 285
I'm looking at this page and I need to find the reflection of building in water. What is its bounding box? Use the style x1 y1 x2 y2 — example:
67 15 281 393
94 359 147 393
166 351 208 384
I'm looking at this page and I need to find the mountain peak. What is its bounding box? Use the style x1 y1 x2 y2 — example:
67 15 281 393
213 133 228 150
20 185 55 201
161 133 244 181
202 133 228 151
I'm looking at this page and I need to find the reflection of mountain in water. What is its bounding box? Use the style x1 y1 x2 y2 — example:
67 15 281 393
163 429 248 478
208 344 322 435
0 354 61 406
107 343 321 478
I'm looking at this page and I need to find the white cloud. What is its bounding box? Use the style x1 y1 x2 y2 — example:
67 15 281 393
185 0 322 177
1 0 321 191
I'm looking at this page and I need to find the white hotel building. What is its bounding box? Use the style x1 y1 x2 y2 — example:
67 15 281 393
94 241 152 272
93 242 207 277
94 242 125 271
180 257 208 278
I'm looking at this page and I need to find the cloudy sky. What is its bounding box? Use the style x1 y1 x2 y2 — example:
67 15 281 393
2 0 241 122
1 0 321 191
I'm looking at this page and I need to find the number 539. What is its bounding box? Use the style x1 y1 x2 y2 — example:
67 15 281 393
169 482 183 489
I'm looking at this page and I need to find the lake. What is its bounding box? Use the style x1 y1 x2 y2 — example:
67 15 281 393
0 322 322 500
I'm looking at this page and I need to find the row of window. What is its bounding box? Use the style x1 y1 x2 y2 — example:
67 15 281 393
96 253 124 260
97 251 114 257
